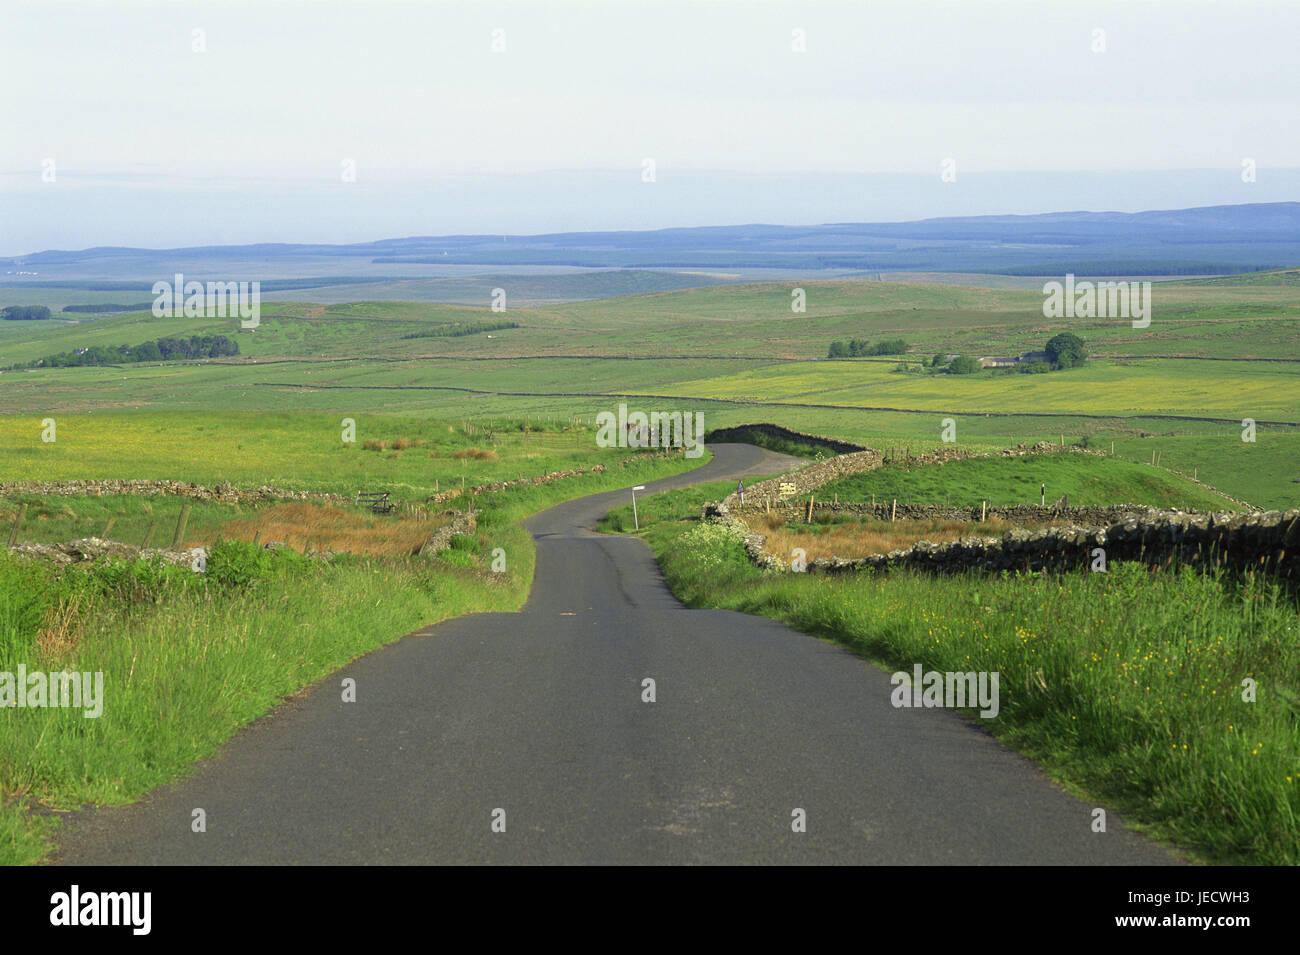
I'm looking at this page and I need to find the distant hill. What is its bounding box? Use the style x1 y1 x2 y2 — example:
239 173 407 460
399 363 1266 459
4 202 1298 283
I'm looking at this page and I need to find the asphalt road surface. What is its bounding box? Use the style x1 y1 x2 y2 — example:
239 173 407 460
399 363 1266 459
54 444 1178 865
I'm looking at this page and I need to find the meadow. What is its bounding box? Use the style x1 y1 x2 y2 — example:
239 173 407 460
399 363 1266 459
0 411 674 500
808 453 1247 511
2 272 1295 508
635 357 1300 421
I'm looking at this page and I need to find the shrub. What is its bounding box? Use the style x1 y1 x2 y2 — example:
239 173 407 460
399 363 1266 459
1045 333 1087 368
948 355 981 374
86 555 194 604
205 539 309 589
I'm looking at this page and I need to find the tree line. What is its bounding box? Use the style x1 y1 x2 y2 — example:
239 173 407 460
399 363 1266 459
827 338 907 358
400 320 520 340
12 334 239 369
2 305 52 321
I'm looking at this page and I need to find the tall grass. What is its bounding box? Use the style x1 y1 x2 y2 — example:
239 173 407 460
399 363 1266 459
644 517 1300 864
744 513 1061 560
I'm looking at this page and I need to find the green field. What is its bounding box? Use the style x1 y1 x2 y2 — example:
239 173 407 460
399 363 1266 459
0 411 671 501
635 358 1300 420
810 453 1246 511
3 272 1295 509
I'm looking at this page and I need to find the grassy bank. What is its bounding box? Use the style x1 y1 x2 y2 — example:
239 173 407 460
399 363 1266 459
810 452 1246 511
0 450 705 865
615 491 1300 864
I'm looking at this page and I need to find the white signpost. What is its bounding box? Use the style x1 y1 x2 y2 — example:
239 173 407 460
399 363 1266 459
631 485 646 530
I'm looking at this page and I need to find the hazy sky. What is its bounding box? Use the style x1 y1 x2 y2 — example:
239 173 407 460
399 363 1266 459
2 0 1297 254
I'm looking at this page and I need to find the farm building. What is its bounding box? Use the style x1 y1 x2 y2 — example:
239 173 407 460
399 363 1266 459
979 350 1049 368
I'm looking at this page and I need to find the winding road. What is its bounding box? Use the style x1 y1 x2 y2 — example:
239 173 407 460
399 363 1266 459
54 444 1178 865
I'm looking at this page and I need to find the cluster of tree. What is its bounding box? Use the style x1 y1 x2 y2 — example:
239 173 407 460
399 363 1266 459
400 320 520 340
946 355 982 374
826 338 907 358
928 334 1087 377
2 305 52 321
17 334 239 369
1044 332 1087 369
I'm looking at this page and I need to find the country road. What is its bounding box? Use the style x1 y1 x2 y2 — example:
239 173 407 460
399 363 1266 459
53 444 1178 865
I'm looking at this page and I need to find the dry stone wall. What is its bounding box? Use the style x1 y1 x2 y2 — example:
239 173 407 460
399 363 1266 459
736 501 1171 526
0 479 347 505
707 501 1300 581
723 440 1256 514
425 451 683 506
724 442 1108 510
8 537 208 569
419 510 478 555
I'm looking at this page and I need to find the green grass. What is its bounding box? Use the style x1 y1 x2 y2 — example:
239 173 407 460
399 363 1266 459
0 495 250 548
1 271 1296 507
636 357 1300 420
0 411 682 501
809 453 1246 510
597 479 762 534
639 511 1300 865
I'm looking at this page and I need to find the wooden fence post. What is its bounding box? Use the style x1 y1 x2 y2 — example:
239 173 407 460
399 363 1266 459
142 519 157 548
6 504 26 547
172 504 191 549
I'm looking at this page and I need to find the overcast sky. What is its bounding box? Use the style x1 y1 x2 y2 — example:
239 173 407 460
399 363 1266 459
2 0 1297 254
